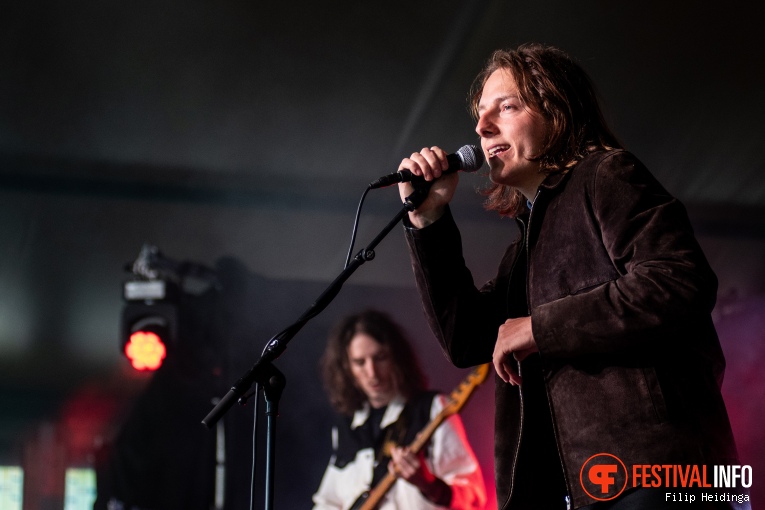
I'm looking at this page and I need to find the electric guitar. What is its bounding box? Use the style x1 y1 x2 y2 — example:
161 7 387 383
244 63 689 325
350 363 491 510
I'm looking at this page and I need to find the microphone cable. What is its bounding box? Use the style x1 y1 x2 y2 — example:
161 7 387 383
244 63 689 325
344 185 372 269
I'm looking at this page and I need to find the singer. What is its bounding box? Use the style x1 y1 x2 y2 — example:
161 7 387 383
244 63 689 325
398 44 743 509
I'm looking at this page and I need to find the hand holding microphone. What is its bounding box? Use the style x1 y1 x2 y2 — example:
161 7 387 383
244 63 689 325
369 145 484 189
384 145 484 228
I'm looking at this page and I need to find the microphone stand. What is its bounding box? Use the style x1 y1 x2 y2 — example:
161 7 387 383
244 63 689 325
201 182 432 510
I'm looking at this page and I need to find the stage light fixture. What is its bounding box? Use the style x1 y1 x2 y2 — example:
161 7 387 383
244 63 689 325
120 244 219 372
121 279 178 372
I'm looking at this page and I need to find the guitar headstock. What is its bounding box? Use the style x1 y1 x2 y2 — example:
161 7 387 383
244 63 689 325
443 363 490 415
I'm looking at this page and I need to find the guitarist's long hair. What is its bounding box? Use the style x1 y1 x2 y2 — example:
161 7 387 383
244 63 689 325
321 309 428 416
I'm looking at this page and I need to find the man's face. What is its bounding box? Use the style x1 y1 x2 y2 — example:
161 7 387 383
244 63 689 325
347 333 396 408
475 68 549 198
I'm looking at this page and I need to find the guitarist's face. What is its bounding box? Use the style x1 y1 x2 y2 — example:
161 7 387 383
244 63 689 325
347 333 397 408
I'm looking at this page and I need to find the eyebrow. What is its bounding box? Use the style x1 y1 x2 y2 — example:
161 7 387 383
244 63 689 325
349 351 389 363
477 94 520 114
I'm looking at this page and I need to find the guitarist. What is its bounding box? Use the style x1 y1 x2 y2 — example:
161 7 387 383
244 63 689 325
312 309 487 510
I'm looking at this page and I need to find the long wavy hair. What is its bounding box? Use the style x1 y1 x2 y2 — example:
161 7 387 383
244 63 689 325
320 309 428 416
469 43 622 217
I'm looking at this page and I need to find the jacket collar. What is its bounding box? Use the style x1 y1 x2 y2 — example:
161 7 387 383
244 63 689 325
516 168 571 227
350 394 406 430
539 167 569 192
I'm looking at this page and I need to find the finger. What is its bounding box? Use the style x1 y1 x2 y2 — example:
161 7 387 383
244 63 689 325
399 149 445 180
500 360 522 385
421 146 449 177
398 153 424 175
399 456 416 474
506 367 523 386
493 341 512 380
389 455 411 479
396 447 417 464
513 347 535 362
493 356 522 386
398 152 428 178
397 458 418 479
493 356 511 383
410 151 440 180
429 146 448 163
402 451 419 470
389 449 405 475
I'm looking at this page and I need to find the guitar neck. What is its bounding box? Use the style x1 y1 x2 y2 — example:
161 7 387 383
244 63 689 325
408 408 447 454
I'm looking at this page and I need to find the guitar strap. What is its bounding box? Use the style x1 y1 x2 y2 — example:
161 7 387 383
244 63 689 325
371 407 410 486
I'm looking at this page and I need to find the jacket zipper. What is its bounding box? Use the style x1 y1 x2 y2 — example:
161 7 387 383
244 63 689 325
526 189 572 507
500 216 525 510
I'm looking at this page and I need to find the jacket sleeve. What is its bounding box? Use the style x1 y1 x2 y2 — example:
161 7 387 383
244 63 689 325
533 151 719 359
404 207 515 368
427 395 487 510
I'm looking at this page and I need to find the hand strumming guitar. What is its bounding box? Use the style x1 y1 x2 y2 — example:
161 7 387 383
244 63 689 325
389 445 452 507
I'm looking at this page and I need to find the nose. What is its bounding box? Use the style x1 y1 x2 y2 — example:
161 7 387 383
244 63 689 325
365 359 378 379
475 110 496 138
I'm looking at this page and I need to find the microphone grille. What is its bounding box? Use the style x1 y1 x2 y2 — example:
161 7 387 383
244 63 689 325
457 145 484 172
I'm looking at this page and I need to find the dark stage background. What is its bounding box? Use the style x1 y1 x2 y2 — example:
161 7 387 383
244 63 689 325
89 265 497 509
1 0 763 508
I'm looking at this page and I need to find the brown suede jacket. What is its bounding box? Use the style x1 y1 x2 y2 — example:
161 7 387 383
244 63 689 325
404 150 739 509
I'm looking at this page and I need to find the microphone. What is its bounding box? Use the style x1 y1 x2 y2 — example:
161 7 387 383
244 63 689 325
368 145 484 189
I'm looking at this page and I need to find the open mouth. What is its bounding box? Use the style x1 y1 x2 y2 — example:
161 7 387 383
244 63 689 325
488 145 509 158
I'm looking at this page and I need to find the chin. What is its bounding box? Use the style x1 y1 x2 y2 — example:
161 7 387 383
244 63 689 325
488 166 507 185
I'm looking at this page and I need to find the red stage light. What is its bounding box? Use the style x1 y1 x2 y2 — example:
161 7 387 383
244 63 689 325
124 331 167 371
